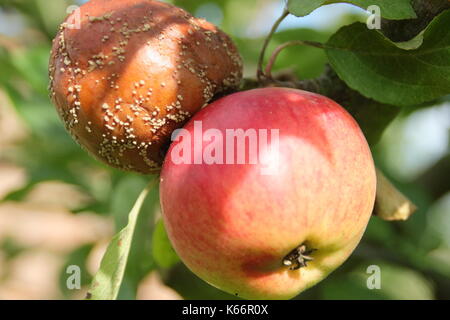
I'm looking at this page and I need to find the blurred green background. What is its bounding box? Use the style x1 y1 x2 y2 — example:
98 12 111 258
0 0 448 300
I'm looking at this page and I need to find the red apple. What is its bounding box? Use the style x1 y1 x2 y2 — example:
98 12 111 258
160 87 376 299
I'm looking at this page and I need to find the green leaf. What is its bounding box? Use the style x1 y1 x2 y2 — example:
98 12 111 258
287 0 326 17
110 175 160 299
87 177 158 300
331 1 416 20
395 30 425 50
288 0 416 20
152 219 180 269
326 9 450 107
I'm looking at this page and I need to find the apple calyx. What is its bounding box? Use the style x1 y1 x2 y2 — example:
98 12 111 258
283 244 317 270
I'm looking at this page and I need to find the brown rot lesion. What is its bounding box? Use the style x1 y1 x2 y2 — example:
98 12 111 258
283 244 317 270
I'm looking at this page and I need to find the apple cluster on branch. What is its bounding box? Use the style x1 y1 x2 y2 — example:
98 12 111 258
49 0 448 300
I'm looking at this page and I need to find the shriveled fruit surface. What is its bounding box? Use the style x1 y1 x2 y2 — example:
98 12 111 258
160 88 376 299
49 0 242 173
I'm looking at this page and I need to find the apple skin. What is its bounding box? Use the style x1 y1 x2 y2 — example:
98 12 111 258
160 87 376 299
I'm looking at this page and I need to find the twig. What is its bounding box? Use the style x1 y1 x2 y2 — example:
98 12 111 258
373 169 417 221
264 40 325 79
257 8 289 81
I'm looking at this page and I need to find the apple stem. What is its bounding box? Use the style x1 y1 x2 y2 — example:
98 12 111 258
264 40 325 80
257 7 289 82
283 244 317 270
